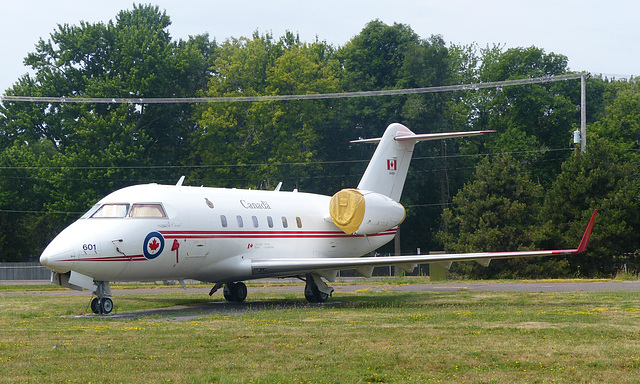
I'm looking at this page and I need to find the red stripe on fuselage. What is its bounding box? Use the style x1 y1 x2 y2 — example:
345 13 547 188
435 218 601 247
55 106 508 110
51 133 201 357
159 229 397 240
58 229 397 262
62 255 147 262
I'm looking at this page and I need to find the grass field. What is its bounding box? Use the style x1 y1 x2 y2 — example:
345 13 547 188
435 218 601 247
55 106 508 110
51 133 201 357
1 280 640 383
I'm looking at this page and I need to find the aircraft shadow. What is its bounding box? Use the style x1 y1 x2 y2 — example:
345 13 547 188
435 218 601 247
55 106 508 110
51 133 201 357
82 299 341 320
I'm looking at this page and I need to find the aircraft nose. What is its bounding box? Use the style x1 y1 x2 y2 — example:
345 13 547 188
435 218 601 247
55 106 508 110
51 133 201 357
40 241 75 273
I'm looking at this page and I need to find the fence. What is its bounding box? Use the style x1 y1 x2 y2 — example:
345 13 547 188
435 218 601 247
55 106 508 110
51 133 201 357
0 262 430 281
0 262 51 280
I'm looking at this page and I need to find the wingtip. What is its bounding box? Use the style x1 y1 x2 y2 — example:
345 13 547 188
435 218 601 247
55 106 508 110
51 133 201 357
575 209 598 253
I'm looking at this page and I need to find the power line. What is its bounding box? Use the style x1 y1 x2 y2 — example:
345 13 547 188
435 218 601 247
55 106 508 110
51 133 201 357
0 73 584 104
0 147 575 171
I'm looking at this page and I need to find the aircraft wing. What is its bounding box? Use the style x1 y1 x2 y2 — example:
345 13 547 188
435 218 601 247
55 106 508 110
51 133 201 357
251 210 597 278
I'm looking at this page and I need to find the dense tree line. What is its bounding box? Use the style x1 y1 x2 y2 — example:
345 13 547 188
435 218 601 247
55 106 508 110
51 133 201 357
1 4 638 278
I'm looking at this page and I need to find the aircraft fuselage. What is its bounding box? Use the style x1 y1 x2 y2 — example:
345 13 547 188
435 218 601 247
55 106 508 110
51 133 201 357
41 183 395 283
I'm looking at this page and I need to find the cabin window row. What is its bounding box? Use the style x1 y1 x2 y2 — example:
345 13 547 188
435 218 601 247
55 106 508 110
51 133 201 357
220 215 303 229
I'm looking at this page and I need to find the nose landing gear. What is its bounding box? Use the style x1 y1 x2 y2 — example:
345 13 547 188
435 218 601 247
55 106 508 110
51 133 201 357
90 281 113 315
90 297 113 314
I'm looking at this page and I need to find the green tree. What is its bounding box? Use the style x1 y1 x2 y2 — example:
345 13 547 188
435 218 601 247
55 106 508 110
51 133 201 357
439 155 567 278
0 142 61 261
193 33 342 191
538 140 640 276
589 79 640 151
0 4 215 260
338 21 464 253
458 46 578 187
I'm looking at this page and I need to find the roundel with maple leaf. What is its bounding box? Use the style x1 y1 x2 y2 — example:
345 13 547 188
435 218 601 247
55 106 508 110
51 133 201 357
143 231 165 260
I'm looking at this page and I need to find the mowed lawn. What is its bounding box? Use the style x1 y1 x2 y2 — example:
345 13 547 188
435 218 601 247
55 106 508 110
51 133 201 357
1 281 640 383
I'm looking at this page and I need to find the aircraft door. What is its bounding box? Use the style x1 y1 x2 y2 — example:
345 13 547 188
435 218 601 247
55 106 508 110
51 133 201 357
168 199 215 273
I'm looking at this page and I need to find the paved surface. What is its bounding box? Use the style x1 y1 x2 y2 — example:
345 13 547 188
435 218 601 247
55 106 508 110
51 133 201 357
386 281 640 292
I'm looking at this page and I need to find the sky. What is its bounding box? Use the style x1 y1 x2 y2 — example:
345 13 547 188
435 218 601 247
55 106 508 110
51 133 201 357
1 0 639 93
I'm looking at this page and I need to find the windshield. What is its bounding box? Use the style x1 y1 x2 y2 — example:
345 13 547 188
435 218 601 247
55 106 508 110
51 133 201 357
90 204 130 218
80 204 101 219
84 203 167 219
129 203 166 218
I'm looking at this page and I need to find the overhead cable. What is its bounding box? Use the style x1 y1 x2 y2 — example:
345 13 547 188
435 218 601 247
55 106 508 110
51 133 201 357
0 147 575 170
0 73 585 104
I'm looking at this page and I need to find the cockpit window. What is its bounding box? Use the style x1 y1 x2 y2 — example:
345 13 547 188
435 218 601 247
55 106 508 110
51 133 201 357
81 204 101 219
129 203 167 218
91 204 130 218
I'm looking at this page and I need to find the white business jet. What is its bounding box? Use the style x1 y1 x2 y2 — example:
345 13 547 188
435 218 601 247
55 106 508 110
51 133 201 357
39 123 597 314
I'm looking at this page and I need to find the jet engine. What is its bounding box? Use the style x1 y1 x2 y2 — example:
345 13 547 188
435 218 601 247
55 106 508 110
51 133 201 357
329 189 405 235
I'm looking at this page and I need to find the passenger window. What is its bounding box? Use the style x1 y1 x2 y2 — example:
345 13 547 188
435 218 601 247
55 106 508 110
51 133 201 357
220 215 228 228
282 216 288 228
252 216 259 228
129 204 166 218
267 216 274 228
237 216 244 228
296 217 303 228
91 204 130 218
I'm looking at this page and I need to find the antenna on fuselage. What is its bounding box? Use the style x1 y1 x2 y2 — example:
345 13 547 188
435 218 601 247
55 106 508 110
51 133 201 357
176 176 185 186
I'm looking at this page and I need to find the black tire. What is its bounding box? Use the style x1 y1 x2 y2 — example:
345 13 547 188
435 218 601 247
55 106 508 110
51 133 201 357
304 285 316 303
90 298 100 314
316 291 329 303
233 282 247 302
101 298 113 314
304 282 328 303
223 282 247 302
223 283 234 302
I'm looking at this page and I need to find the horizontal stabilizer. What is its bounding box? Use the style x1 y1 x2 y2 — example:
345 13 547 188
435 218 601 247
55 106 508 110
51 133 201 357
350 130 496 144
354 124 496 201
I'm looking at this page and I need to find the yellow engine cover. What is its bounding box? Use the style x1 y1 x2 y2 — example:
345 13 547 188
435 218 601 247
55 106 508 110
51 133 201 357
329 189 366 235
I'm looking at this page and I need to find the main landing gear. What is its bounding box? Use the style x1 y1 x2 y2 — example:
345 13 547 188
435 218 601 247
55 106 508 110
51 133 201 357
209 282 248 303
223 281 248 302
90 281 113 315
209 274 334 304
303 273 334 303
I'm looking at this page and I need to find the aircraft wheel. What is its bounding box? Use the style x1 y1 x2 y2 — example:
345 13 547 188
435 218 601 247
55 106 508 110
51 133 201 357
233 282 247 302
101 298 113 314
223 284 234 301
304 283 328 303
223 282 247 302
90 298 100 314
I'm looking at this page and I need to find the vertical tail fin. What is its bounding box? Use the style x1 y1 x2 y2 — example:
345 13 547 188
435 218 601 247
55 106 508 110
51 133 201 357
352 123 495 202
355 123 417 202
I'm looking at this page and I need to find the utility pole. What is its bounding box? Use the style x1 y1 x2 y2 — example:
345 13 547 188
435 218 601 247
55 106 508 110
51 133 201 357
580 73 589 153
394 228 402 276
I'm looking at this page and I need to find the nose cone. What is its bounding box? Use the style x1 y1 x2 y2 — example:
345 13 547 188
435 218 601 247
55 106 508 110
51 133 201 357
40 239 75 273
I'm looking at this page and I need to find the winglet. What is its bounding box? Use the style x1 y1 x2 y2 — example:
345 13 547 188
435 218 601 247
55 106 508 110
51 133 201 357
575 209 598 253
